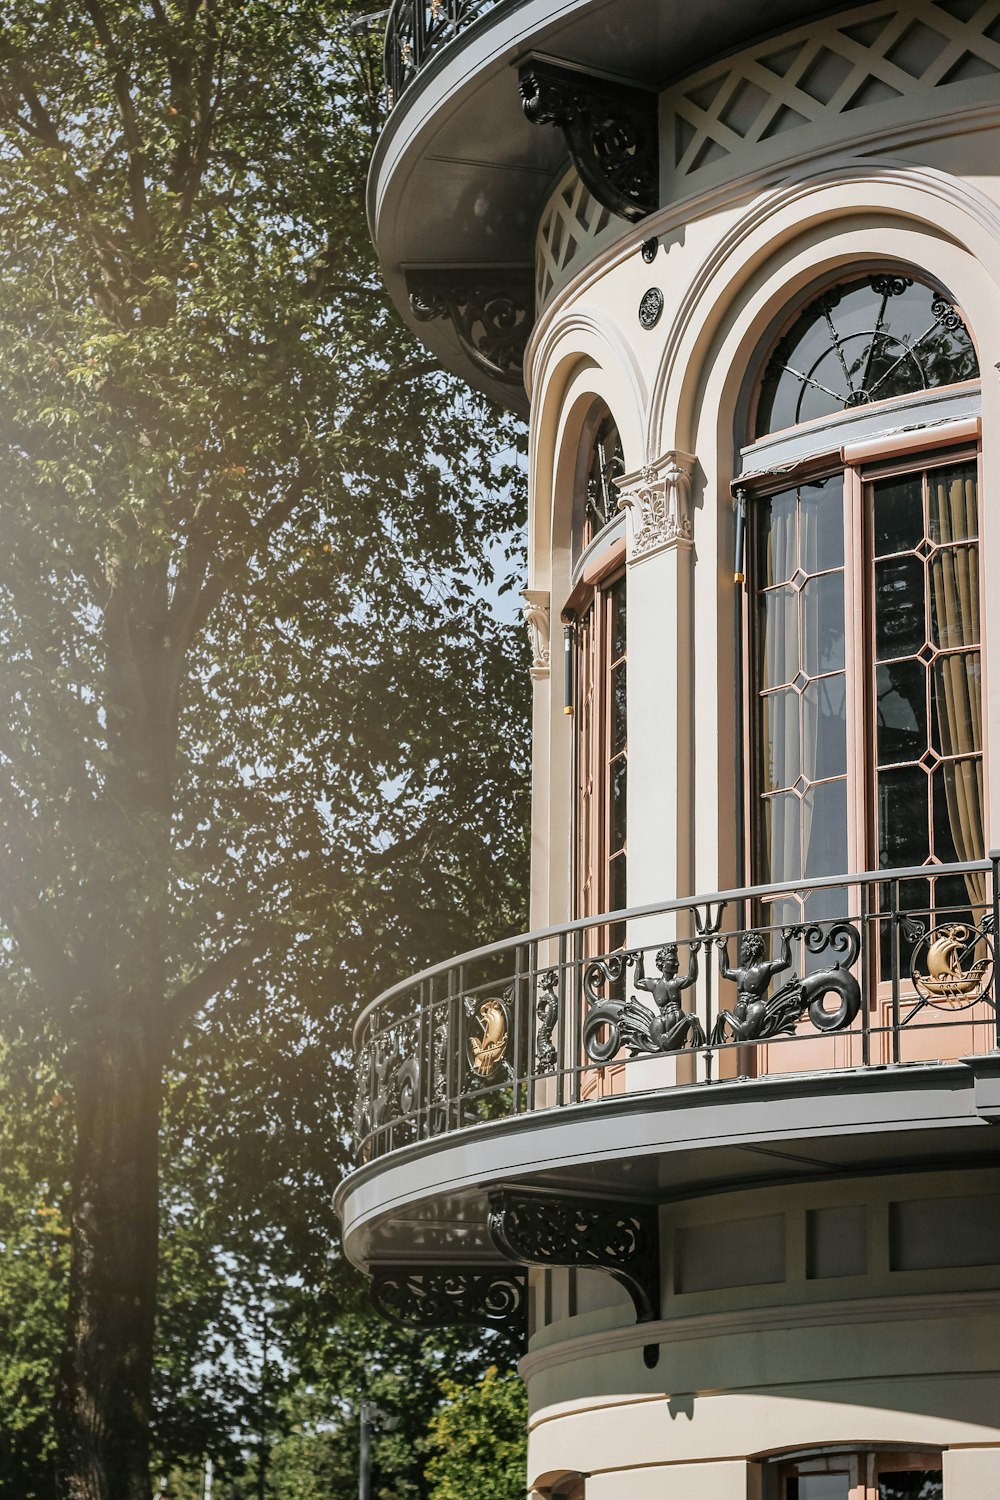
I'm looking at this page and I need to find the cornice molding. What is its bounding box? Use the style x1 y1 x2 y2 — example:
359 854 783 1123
519 1287 1000 1383
526 111 1000 413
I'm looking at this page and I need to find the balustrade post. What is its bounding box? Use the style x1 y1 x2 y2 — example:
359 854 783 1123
511 940 524 1119
571 925 583 1104
992 855 1000 1053
890 879 902 1065
860 881 871 1069
557 930 568 1107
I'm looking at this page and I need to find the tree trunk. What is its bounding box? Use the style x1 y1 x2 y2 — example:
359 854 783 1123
55 1020 164 1500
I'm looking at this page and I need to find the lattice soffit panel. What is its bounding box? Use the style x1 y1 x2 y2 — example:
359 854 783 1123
536 167 618 306
662 0 1000 194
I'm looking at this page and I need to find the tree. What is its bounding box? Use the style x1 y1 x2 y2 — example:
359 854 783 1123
0 2 529 1495
0 1040 69 1500
425 1367 527 1500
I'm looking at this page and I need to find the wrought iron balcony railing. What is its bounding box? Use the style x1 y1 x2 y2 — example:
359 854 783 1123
383 0 498 106
351 858 1000 1165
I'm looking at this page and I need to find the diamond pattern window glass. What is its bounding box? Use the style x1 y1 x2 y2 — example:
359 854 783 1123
751 450 984 971
576 573 627 945
754 475 848 887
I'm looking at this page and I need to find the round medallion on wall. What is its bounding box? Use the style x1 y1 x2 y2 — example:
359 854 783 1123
638 287 664 329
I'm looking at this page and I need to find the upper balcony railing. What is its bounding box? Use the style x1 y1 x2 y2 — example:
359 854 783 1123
383 0 499 106
351 858 1000 1165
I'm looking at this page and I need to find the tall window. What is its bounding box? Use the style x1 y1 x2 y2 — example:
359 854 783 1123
747 271 982 931
576 572 627 930
572 407 626 934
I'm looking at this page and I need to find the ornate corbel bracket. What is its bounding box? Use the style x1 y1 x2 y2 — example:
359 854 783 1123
518 59 658 223
406 268 534 386
617 451 696 561
487 1190 660 1364
521 588 551 679
371 1265 528 1343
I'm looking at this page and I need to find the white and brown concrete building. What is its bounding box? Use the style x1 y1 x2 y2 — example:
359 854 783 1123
336 4 1000 1496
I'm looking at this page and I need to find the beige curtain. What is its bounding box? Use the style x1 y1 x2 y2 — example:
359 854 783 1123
928 465 984 908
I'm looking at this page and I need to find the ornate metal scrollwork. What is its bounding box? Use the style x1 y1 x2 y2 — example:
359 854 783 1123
910 915 995 1009
371 1266 527 1341
353 1021 421 1149
638 287 664 329
870 273 914 298
518 59 658 223
711 922 861 1045
583 944 705 1062
406 269 534 385
487 1190 660 1336
535 971 559 1075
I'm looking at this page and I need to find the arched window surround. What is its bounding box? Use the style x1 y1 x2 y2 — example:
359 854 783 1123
737 264 987 1021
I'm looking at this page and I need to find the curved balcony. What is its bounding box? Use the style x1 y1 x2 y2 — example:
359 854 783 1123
368 0 858 407
338 860 1000 1277
383 0 497 109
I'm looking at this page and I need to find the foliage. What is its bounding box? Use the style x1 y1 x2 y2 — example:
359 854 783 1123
0 1041 69 1500
425 1367 528 1500
0 0 529 1491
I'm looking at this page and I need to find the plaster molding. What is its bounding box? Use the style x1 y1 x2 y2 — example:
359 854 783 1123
522 588 551 679
648 157 1000 454
525 133 1000 427
519 1288 1000 1385
617 451 696 562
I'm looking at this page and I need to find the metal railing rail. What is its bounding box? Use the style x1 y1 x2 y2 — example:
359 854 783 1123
382 0 499 105
350 857 1000 1166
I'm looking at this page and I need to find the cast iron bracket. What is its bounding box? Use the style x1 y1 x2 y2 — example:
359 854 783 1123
406 267 534 386
487 1188 661 1366
518 58 658 223
370 1264 528 1342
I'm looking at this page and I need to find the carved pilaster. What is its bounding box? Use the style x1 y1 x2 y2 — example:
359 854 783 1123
518 58 658 223
406 268 534 386
617 451 696 561
521 588 551 679
371 1266 528 1341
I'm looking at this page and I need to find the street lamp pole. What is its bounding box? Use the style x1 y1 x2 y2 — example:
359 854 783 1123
358 1402 374 1500
358 1401 397 1500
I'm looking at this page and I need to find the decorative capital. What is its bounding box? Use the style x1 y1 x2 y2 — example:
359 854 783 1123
518 58 658 223
371 1266 528 1342
487 1189 660 1335
521 588 550 679
617 451 696 560
406 268 534 386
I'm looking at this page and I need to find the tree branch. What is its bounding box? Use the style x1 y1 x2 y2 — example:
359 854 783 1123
79 0 154 242
166 926 288 1030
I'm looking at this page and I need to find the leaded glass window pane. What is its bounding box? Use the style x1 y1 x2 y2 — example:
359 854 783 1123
754 475 847 886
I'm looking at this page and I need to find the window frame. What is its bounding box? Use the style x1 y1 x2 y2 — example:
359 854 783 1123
573 563 627 931
769 1446 943 1500
741 434 987 899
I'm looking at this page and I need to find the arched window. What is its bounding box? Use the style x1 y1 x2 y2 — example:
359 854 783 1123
742 269 982 964
755 272 978 436
574 404 624 561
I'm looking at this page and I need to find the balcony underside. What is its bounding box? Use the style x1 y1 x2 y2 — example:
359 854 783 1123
369 0 860 406
337 1058 1000 1270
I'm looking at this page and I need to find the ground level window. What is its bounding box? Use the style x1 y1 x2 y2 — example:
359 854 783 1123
775 1450 943 1500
